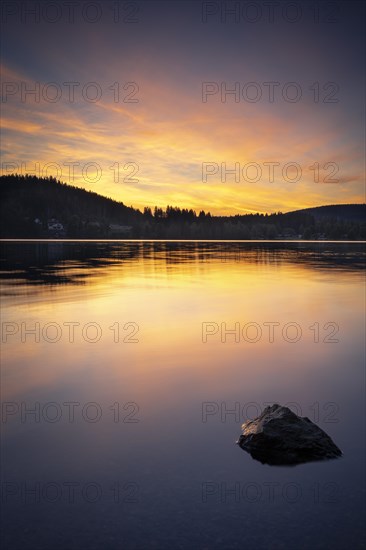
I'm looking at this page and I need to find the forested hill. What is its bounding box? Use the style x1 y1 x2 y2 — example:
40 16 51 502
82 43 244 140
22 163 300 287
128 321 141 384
0 174 142 237
1 174 365 240
289 204 366 222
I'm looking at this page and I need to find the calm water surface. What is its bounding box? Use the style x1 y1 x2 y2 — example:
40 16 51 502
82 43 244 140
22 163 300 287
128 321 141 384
1 241 365 550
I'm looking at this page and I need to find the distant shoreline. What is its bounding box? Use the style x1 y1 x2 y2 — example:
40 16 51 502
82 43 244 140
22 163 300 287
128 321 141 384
1 176 365 240
1 239 366 244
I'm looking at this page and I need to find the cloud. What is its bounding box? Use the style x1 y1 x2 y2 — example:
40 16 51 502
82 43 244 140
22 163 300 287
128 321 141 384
1 60 364 214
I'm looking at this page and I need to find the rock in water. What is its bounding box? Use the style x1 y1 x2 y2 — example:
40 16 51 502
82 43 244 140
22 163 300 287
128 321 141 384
237 404 342 466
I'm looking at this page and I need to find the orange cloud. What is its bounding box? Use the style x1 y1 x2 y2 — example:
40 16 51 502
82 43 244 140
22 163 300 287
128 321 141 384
1 63 364 214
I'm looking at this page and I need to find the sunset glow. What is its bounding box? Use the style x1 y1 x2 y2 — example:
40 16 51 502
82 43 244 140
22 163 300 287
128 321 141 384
1 2 364 214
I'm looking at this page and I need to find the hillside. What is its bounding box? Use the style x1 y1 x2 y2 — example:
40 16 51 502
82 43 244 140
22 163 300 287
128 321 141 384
290 204 366 222
0 174 365 240
0 174 142 238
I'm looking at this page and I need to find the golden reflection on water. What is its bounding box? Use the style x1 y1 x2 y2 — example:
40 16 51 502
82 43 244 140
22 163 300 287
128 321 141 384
1 242 365 414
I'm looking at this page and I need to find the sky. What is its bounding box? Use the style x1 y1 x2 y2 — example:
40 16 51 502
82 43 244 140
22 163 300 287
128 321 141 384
1 0 365 215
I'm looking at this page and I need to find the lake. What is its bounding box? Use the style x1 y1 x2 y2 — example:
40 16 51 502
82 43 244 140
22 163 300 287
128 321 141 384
1 240 365 550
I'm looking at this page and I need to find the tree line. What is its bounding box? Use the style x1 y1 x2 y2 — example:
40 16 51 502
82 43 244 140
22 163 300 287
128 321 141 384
1 174 365 240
